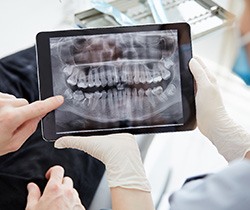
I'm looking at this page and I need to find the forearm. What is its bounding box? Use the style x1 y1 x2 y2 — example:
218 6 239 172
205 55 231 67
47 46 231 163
208 118 250 161
111 187 155 210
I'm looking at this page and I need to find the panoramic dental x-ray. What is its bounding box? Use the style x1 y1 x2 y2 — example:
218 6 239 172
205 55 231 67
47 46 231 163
49 29 183 134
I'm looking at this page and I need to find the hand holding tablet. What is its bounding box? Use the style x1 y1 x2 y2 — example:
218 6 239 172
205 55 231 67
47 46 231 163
36 23 196 141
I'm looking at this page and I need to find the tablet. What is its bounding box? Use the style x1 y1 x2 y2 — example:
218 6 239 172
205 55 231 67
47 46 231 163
36 23 196 141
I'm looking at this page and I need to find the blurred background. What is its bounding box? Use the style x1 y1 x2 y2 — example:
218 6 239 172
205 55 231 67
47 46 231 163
0 1 250 209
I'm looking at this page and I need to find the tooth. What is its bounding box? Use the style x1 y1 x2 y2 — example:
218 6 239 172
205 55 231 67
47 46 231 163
133 65 140 84
107 89 113 111
107 69 113 86
159 62 171 80
88 70 95 87
162 69 171 80
78 71 88 88
85 92 94 105
113 67 119 84
90 91 102 110
94 68 101 87
118 90 123 104
158 93 168 102
67 68 79 86
166 84 176 96
153 70 162 83
124 65 133 85
138 88 144 109
99 67 108 87
163 60 174 69
145 69 153 83
64 88 73 100
121 66 128 83
138 88 144 96
152 86 168 102
131 88 141 115
124 88 134 119
117 83 125 91
125 88 131 113
113 89 118 100
125 88 131 101
100 90 107 111
112 89 119 116
63 66 74 76
139 65 146 83
73 90 85 100
128 72 134 85
145 88 155 106
153 70 163 82
132 88 138 107
152 86 163 95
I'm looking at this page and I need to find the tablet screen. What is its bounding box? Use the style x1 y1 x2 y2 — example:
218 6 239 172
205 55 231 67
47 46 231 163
36 23 195 140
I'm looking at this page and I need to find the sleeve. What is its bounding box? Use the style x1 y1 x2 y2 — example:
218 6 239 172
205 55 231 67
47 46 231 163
169 160 250 210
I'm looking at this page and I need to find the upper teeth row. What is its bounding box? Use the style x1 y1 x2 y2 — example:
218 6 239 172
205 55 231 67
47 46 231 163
64 61 173 88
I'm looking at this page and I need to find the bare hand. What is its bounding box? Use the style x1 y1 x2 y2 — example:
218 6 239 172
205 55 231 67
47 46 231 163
25 166 85 210
0 92 64 155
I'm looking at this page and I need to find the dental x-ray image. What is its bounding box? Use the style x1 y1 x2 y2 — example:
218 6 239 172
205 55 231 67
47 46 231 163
49 29 183 134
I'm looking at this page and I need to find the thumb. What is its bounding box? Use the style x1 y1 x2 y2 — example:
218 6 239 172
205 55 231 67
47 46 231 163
26 183 41 209
54 136 95 151
54 133 135 162
55 135 109 163
189 57 218 85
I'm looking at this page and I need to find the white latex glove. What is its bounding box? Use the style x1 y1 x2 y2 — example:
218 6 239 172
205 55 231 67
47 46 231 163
55 133 151 192
189 57 250 161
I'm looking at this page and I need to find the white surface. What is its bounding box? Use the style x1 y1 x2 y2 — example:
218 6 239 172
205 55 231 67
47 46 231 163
1 1 250 210
0 0 92 58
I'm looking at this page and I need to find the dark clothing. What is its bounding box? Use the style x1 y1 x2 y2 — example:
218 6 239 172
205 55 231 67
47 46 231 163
0 47 105 210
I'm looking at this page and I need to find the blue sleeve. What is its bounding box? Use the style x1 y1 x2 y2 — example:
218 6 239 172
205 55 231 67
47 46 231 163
169 160 250 210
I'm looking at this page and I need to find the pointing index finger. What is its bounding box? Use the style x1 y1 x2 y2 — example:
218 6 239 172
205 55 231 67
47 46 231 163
15 95 64 124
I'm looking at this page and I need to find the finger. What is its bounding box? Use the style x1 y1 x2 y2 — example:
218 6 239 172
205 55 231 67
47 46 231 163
62 176 74 188
54 133 134 154
11 117 41 149
15 95 64 125
45 165 65 184
193 56 217 84
55 136 91 151
189 58 210 86
0 92 16 99
26 182 41 209
0 98 29 108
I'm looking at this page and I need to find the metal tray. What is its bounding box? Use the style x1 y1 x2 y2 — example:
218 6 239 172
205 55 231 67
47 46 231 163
75 0 235 39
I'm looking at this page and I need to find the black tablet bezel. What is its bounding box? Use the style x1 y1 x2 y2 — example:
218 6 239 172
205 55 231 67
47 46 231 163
36 23 196 141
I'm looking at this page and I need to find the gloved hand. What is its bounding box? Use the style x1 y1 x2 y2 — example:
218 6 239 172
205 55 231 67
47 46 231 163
55 133 151 192
189 57 250 161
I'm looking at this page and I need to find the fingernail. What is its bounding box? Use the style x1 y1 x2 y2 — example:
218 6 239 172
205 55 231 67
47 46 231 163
55 95 64 104
27 183 33 191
